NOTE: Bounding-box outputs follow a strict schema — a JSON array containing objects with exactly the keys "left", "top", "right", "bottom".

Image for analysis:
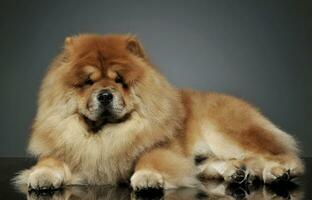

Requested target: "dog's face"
[{"left": 60, "top": 35, "right": 147, "bottom": 132}]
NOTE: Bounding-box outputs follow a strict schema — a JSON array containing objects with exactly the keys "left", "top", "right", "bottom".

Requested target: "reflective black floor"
[{"left": 1, "top": 158, "right": 311, "bottom": 199}]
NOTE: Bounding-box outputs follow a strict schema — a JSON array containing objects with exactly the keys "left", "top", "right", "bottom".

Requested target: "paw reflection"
[{"left": 20, "top": 180, "right": 303, "bottom": 200}]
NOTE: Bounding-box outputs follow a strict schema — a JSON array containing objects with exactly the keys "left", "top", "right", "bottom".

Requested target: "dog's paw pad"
[{"left": 130, "top": 170, "right": 164, "bottom": 191}]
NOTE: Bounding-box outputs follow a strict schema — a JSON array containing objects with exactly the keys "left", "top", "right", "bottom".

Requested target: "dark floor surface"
[{"left": 0, "top": 158, "right": 311, "bottom": 199}]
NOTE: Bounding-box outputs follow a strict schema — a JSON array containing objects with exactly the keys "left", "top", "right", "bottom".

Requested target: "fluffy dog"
[{"left": 15, "top": 34, "right": 304, "bottom": 190}]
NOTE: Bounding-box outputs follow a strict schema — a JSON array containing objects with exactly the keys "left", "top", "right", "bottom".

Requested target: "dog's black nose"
[{"left": 97, "top": 90, "right": 113, "bottom": 106}]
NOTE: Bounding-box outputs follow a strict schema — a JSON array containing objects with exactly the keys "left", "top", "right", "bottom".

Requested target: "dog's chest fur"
[
  {"left": 54, "top": 114, "right": 154, "bottom": 184},
  {"left": 30, "top": 110, "right": 175, "bottom": 185}
]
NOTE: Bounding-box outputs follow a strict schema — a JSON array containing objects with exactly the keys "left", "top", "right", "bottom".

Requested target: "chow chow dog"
[{"left": 15, "top": 34, "right": 304, "bottom": 191}]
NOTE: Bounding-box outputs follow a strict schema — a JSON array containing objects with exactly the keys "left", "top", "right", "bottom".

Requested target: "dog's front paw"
[
  {"left": 28, "top": 167, "right": 65, "bottom": 190},
  {"left": 130, "top": 170, "right": 164, "bottom": 190}
]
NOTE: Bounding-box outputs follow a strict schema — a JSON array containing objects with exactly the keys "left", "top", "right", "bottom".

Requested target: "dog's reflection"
[{"left": 22, "top": 180, "right": 303, "bottom": 200}]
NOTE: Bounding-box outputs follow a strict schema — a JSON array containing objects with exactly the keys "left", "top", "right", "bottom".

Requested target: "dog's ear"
[
  {"left": 62, "top": 36, "right": 76, "bottom": 61},
  {"left": 126, "top": 35, "right": 147, "bottom": 59},
  {"left": 64, "top": 35, "right": 79, "bottom": 48},
  {"left": 65, "top": 36, "right": 74, "bottom": 46},
  {"left": 64, "top": 35, "right": 84, "bottom": 49}
]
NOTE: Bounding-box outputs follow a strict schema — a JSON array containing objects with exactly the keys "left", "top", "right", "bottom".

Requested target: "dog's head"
[{"left": 43, "top": 34, "right": 150, "bottom": 132}]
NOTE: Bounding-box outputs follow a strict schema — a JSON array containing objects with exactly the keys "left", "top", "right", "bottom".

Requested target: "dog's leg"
[
  {"left": 15, "top": 157, "right": 72, "bottom": 190},
  {"left": 131, "top": 148, "right": 200, "bottom": 190},
  {"left": 198, "top": 159, "right": 250, "bottom": 184},
  {"left": 198, "top": 154, "right": 304, "bottom": 184},
  {"left": 228, "top": 153, "right": 304, "bottom": 184}
]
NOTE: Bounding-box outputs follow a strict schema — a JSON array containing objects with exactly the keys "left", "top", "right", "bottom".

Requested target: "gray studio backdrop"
[{"left": 0, "top": 0, "right": 311, "bottom": 157}]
